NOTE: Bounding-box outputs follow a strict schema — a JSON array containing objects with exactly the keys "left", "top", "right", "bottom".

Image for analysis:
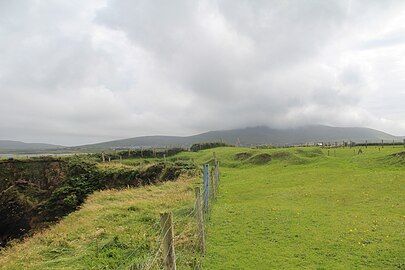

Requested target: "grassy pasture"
[
  {"left": 0, "top": 145, "right": 404, "bottom": 269},
  {"left": 191, "top": 146, "right": 404, "bottom": 269}
]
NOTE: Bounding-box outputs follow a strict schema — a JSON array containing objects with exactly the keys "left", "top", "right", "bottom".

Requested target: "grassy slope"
[
  {"left": 180, "top": 146, "right": 404, "bottom": 269},
  {"left": 0, "top": 177, "right": 199, "bottom": 270}
]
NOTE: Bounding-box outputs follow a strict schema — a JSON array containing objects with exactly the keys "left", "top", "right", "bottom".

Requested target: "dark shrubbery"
[
  {"left": 190, "top": 142, "right": 229, "bottom": 152},
  {"left": 90, "top": 147, "right": 185, "bottom": 162},
  {"left": 38, "top": 157, "right": 101, "bottom": 220},
  {"left": 0, "top": 186, "right": 34, "bottom": 246}
]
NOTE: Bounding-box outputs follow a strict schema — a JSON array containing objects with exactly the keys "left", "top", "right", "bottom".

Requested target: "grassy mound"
[
  {"left": 248, "top": 153, "right": 272, "bottom": 165},
  {"left": 295, "top": 148, "right": 324, "bottom": 158},
  {"left": 382, "top": 151, "right": 405, "bottom": 166},
  {"left": 234, "top": 152, "right": 253, "bottom": 161},
  {"left": 271, "top": 151, "right": 292, "bottom": 159}
]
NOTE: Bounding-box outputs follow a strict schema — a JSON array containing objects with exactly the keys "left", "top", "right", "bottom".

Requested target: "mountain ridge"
[
  {"left": 73, "top": 125, "right": 404, "bottom": 149},
  {"left": 0, "top": 140, "right": 64, "bottom": 151},
  {"left": 1, "top": 125, "right": 403, "bottom": 153}
]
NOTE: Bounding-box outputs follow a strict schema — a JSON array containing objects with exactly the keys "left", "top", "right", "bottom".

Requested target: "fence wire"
[{"left": 119, "top": 157, "right": 220, "bottom": 270}]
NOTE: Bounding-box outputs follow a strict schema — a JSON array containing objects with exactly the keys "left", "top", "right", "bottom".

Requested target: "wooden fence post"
[
  {"left": 195, "top": 187, "right": 205, "bottom": 254},
  {"left": 160, "top": 212, "right": 176, "bottom": 270},
  {"left": 203, "top": 164, "right": 210, "bottom": 213},
  {"left": 215, "top": 160, "right": 219, "bottom": 191},
  {"left": 210, "top": 167, "right": 216, "bottom": 199}
]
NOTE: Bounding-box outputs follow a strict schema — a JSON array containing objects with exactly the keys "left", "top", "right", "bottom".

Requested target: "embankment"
[{"left": 0, "top": 156, "right": 196, "bottom": 246}]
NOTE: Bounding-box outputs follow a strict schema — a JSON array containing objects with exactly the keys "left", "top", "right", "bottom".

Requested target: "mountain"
[
  {"left": 2, "top": 126, "right": 402, "bottom": 153},
  {"left": 0, "top": 140, "right": 64, "bottom": 152},
  {"left": 74, "top": 125, "right": 403, "bottom": 149}
]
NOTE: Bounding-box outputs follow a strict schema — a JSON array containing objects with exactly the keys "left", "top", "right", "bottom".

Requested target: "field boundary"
[{"left": 120, "top": 153, "right": 220, "bottom": 270}]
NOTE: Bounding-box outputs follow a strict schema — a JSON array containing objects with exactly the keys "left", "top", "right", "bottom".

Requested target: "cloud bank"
[{"left": 1, "top": 0, "right": 404, "bottom": 145}]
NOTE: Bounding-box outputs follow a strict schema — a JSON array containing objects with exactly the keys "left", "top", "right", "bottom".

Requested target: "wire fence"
[{"left": 118, "top": 152, "right": 220, "bottom": 270}]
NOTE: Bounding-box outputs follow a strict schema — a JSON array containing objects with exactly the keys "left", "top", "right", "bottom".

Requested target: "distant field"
[{"left": 0, "top": 146, "right": 404, "bottom": 269}]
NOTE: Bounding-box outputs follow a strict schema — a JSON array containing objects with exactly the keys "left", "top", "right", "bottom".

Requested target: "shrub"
[{"left": 190, "top": 142, "right": 229, "bottom": 152}]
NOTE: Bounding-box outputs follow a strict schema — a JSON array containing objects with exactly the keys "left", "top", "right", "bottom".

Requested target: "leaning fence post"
[
  {"left": 160, "top": 212, "right": 176, "bottom": 270},
  {"left": 195, "top": 187, "right": 206, "bottom": 254},
  {"left": 203, "top": 164, "right": 210, "bottom": 213}
]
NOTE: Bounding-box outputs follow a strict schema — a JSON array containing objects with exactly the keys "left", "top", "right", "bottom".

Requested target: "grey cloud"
[{"left": 0, "top": 0, "right": 405, "bottom": 145}]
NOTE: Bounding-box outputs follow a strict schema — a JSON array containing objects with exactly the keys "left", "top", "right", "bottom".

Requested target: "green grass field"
[
  {"left": 0, "top": 146, "right": 404, "bottom": 269},
  {"left": 189, "top": 146, "right": 404, "bottom": 269}
]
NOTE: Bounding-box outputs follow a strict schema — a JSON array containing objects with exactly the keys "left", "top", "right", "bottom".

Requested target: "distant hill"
[
  {"left": 2, "top": 125, "right": 402, "bottom": 153},
  {"left": 73, "top": 125, "right": 403, "bottom": 150},
  {"left": 0, "top": 140, "right": 64, "bottom": 153}
]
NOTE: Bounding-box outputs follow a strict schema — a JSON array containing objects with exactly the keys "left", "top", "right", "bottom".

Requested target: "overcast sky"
[{"left": 1, "top": 0, "right": 404, "bottom": 146}]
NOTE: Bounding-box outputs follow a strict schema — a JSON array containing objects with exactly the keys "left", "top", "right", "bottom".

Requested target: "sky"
[{"left": 0, "top": 0, "right": 404, "bottom": 146}]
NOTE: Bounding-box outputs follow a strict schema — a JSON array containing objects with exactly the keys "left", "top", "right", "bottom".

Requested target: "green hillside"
[{"left": 0, "top": 145, "right": 404, "bottom": 269}]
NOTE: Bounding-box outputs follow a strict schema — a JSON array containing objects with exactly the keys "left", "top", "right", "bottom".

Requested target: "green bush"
[{"left": 190, "top": 142, "right": 229, "bottom": 152}]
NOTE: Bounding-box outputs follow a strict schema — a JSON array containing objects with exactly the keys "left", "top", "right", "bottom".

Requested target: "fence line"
[
  {"left": 118, "top": 152, "right": 220, "bottom": 270},
  {"left": 156, "top": 153, "right": 220, "bottom": 270}
]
